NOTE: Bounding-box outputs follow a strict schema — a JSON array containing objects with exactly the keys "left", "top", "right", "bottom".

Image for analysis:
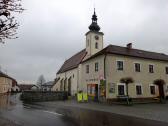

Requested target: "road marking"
[
  {"left": 24, "top": 106, "right": 31, "bottom": 109},
  {"left": 42, "top": 110, "right": 63, "bottom": 116}
]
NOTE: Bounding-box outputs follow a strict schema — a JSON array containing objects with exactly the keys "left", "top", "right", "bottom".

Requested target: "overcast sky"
[{"left": 0, "top": 0, "right": 168, "bottom": 84}]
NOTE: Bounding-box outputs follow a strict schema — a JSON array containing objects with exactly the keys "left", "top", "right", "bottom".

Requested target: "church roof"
[
  {"left": 83, "top": 44, "right": 168, "bottom": 62},
  {"left": 57, "top": 44, "right": 168, "bottom": 74},
  {"left": 57, "top": 49, "right": 87, "bottom": 74}
]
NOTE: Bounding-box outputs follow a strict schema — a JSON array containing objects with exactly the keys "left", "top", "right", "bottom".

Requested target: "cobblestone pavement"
[{"left": 35, "top": 100, "right": 168, "bottom": 123}]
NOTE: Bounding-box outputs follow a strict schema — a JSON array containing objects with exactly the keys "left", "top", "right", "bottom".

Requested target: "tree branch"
[{"left": 0, "top": 0, "right": 23, "bottom": 43}]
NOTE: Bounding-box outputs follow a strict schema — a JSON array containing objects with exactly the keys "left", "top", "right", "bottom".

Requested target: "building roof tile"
[
  {"left": 84, "top": 44, "right": 168, "bottom": 62},
  {"left": 57, "top": 49, "right": 87, "bottom": 74}
]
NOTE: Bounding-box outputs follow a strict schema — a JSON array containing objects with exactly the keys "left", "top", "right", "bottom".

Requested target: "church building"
[{"left": 52, "top": 10, "right": 168, "bottom": 101}]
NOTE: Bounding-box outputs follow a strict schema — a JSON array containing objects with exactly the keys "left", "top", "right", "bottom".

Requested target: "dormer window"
[{"left": 95, "top": 42, "right": 98, "bottom": 49}]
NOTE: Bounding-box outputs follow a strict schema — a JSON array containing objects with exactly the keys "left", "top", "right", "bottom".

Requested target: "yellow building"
[
  {"left": 52, "top": 10, "right": 168, "bottom": 101},
  {"left": 0, "top": 71, "right": 14, "bottom": 94}
]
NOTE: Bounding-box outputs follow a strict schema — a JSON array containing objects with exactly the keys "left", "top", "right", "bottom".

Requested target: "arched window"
[
  {"left": 87, "top": 39, "right": 89, "bottom": 47},
  {"left": 95, "top": 42, "right": 98, "bottom": 49}
]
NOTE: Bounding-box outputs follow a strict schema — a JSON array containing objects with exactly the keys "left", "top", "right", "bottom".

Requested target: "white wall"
[{"left": 52, "top": 68, "right": 79, "bottom": 95}]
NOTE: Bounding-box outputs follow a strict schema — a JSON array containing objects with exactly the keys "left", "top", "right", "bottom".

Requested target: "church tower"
[{"left": 85, "top": 9, "right": 104, "bottom": 58}]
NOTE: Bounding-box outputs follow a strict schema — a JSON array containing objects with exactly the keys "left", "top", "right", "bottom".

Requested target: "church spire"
[{"left": 89, "top": 8, "right": 100, "bottom": 32}]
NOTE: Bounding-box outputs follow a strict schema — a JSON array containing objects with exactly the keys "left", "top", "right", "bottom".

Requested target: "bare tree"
[
  {"left": 36, "top": 75, "right": 46, "bottom": 90},
  {"left": 0, "top": 0, "right": 24, "bottom": 43}
]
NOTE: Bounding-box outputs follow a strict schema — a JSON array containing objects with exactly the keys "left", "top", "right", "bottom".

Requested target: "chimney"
[{"left": 127, "top": 43, "right": 132, "bottom": 49}]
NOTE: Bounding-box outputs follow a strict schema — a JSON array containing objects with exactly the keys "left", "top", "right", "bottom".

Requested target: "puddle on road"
[
  {"left": 0, "top": 94, "right": 17, "bottom": 110},
  {"left": 56, "top": 105, "right": 168, "bottom": 126},
  {"left": 1, "top": 94, "right": 168, "bottom": 126},
  {"left": 0, "top": 94, "right": 78, "bottom": 126}
]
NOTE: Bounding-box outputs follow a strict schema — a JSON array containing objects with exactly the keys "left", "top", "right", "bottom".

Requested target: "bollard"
[
  {"left": 77, "top": 93, "right": 83, "bottom": 102},
  {"left": 83, "top": 92, "right": 88, "bottom": 102}
]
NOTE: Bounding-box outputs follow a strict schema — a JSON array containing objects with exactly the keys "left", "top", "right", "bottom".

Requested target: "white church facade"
[{"left": 52, "top": 10, "right": 168, "bottom": 101}]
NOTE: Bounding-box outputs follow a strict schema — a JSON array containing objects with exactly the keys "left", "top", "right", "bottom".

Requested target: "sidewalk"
[{"left": 35, "top": 100, "right": 168, "bottom": 123}]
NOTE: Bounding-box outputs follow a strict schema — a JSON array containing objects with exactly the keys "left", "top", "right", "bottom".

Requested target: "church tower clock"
[{"left": 85, "top": 9, "right": 104, "bottom": 58}]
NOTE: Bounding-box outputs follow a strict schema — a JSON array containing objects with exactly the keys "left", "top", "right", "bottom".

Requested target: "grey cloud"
[{"left": 0, "top": 0, "right": 168, "bottom": 83}]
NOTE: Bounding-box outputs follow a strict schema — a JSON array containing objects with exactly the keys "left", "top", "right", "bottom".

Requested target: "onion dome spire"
[{"left": 89, "top": 8, "right": 100, "bottom": 32}]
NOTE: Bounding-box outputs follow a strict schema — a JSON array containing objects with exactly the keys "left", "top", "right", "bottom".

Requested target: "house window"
[
  {"left": 86, "top": 65, "right": 89, "bottom": 73},
  {"left": 149, "top": 65, "right": 154, "bottom": 73},
  {"left": 136, "top": 85, "right": 142, "bottom": 95},
  {"left": 150, "top": 85, "right": 155, "bottom": 95},
  {"left": 117, "top": 61, "right": 123, "bottom": 70},
  {"left": 95, "top": 62, "right": 98, "bottom": 72},
  {"left": 135, "top": 63, "right": 141, "bottom": 72},
  {"left": 95, "top": 42, "right": 98, "bottom": 49},
  {"left": 118, "top": 85, "right": 125, "bottom": 95},
  {"left": 166, "top": 67, "right": 168, "bottom": 74}
]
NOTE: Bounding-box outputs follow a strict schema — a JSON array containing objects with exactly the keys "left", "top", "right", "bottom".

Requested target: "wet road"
[
  {"left": 0, "top": 94, "right": 77, "bottom": 126},
  {"left": 1, "top": 94, "right": 168, "bottom": 126}
]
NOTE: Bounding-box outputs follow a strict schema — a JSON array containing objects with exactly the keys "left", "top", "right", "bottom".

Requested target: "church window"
[
  {"left": 95, "top": 62, "right": 99, "bottom": 72},
  {"left": 86, "top": 65, "right": 89, "bottom": 73},
  {"left": 95, "top": 42, "right": 98, "bottom": 49}
]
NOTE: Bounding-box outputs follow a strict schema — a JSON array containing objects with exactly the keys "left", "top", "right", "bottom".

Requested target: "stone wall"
[{"left": 20, "top": 91, "right": 68, "bottom": 102}]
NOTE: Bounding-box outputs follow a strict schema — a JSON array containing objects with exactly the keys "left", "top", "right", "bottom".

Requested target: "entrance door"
[
  {"left": 94, "top": 84, "right": 98, "bottom": 101},
  {"left": 159, "top": 85, "right": 165, "bottom": 99}
]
